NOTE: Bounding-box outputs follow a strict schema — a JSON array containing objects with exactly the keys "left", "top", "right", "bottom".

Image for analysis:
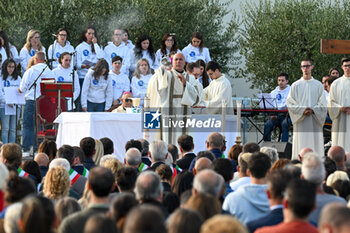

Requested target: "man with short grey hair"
[
  {"left": 147, "top": 140, "right": 168, "bottom": 171},
  {"left": 192, "top": 169, "right": 224, "bottom": 198},
  {"left": 301, "top": 152, "right": 346, "bottom": 226},
  {"left": 206, "top": 132, "right": 225, "bottom": 158},
  {"left": 135, "top": 171, "right": 163, "bottom": 203},
  {"left": 125, "top": 148, "right": 142, "bottom": 168}
]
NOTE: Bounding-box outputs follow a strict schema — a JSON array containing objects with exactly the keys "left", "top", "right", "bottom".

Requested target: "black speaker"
[{"left": 261, "top": 142, "right": 292, "bottom": 160}]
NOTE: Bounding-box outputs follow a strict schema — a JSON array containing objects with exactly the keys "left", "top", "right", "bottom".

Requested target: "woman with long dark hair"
[
  {"left": 195, "top": 59, "right": 211, "bottom": 88},
  {"left": 47, "top": 28, "right": 75, "bottom": 69},
  {"left": 0, "top": 31, "right": 19, "bottom": 66},
  {"left": 81, "top": 59, "right": 113, "bottom": 112},
  {"left": 0, "top": 59, "right": 21, "bottom": 143},
  {"left": 182, "top": 32, "right": 211, "bottom": 63},
  {"left": 130, "top": 34, "right": 156, "bottom": 73},
  {"left": 154, "top": 33, "right": 180, "bottom": 69}
]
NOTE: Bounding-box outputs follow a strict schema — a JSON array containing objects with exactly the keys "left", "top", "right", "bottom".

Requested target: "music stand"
[{"left": 258, "top": 93, "right": 277, "bottom": 110}]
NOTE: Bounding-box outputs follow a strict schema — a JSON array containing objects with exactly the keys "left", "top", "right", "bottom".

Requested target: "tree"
[
  {"left": 240, "top": 0, "right": 350, "bottom": 91},
  {"left": 0, "top": 0, "right": 240, "bottom": 76}
]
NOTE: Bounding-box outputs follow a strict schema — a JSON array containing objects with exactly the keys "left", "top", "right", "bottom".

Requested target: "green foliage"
[
  {"left": 240, "top": 0, "right": 350, "bottom": 91},
  {"left": 0, "top": 0, "right": 241, "bottom": 76}
]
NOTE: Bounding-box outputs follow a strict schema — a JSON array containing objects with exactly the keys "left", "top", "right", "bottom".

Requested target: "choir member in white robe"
[
  {"left": 328, "top": 57, "right": 350, "bottom": 153},
  {"left": 286, "top": 60, "right": 327, "bottom": 160},
  {"left": 204, "top": 61, "right": 233, "bottom": 114},
  {"left": 147, "top": 53, "right": 200, "bottom": 145}
]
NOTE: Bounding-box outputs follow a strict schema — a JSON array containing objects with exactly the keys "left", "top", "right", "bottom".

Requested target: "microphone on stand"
[{"left": 69, "top": 51, "right": 77, "bottom": 56}]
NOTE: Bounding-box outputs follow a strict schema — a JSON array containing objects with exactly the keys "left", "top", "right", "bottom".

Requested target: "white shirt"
[
  {"left": 131, "top": 73, "right": 152, "bottom": 99},
  {"left": 52, "top": 65, "right": 80, "bottom": 110},
  {"left": 270, "top": 85, "right": 290, "bottom": 109},
  {"left": 130, "top": 50, "right": 156, "bottom": 72},
  {"left": 124, "top": 40, "right": 135, "bottom": 50},
  {"left": 0, "top": 75, "right": 22, "bottom": 108},
  {"left": 182, "top": 44, "right": 211, "bottom": 63},
  {"left": 19, "top": 63, "right": 54, "bottom": 100},
  {"left": 47, "top": 40, "right": 75, "bottom": 69},
  {"left": 19, "top": 46, "right": 46, "bottom": 74},
  {"left": 108, "top": 70, "right": 130, "bottom": 101},
  {"left": 81, "top": 69, "right": 113, "bottom": 110},
  {"left": 0, "top": 44, "right": 19, "bottom": 66},
  {"left": 104, "top": 42, "right": 131, "bottom": 75},
  {"left": 75, "top": 42, "right": 104, "bottom": 79}
]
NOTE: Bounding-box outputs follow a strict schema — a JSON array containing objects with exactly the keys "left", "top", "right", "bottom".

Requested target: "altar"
[{"left": 54, "top": 112, "right": 238, "bottom": 161}]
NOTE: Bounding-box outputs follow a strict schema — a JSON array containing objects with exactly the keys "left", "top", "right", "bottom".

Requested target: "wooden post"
[{"left": 321, "top": 39, "right": 350, "bottom": 54}]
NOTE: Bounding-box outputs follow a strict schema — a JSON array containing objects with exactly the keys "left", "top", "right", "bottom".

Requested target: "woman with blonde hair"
[
  {"left": 43, "top": 166, "right": 70, "bottom": 202},
  {"left": 131, "top": 58, "right": 152, "bottom": 106},
  {"left": 93, "top": 139, "right": 104, "bottom": 165},
  {"left": 19, "top": 29, "right": 45, "bottom": 74}
]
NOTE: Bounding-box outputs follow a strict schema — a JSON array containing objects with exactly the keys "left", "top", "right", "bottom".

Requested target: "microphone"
[
  {"left": 51, "top": 33, "right": 57, "bottom": 37},
  {"left": 69, "top": 51, "right": 77, "bottom": 56}
]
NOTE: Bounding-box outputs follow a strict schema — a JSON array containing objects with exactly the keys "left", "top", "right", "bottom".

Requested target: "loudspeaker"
[{"left": 261, "top": 142, "right": 292, "bottom": 160}]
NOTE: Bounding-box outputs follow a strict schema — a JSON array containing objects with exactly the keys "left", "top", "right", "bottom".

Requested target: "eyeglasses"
[
  {"left": 124, "top": 98, "right": 132, "bottom": 103},
  {"left": 58, "top": 34, "right": 67, "bottom": 37},
  {"left": 192, "top": 40, "right": 201, "bottom": 43},
  {"left": 33, "top": 36, "right": 40, "bottom": 39},
  {"left": 114, "top": 34, "right": 122, "bottom": 36},
  {"left": 343, "top": 65, "right": 350, "bottom": 68},
  {"left": 166, "top": 39, "right": 174, "bottom": 42},
  {"left": 301, "top": 65, "right": 312, "bottom": 68}
]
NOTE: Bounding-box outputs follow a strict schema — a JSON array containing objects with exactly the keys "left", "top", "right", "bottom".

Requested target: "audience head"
[
  {"left": 193, "top": 157, "right": 212, "bottom": 175},
  {"left": 243, "top": 142, "right": 260, "bottom": 153},
  {"left": 73, "top": 146, "right": 85, "bottom": 165},
  {"left": 93, "top": 139, "right": 104, "bottom": 165},
  {"left": 110, "top": 193, "right": 138, "bottom": 231},
  {"left": 149, "top": 140, "right": 168, "bottom": 162},
  {"left": 301, "top": 152, "right": 325, "bottom": 186},
  {"left": 49, "top": 158, "right": 70, "bottom": 171},
  {"left": 168, "top": 144, "right": 179, "bottom": 162},
  {"left": 123, "top": 204, "right": 166, "bottom": 233},
  {"left": 125, "top": 148, "right": 142, "bottom": 167},
  {"left": 80, "top": 137, "right": 96, "bottom": 159},
  {"left": 38, "top": 139, "right": 57, "bottom": 161},
  {"left": 271, "top": 158, "right": 291, "bottom": 171},
  {"left": 22, "top": 160, "right": 42, "bottom": 185},
  {"left": 138, "top": 138, "right": 150, "bottom": 157},
  {"left": 55, "top": 197, "right": 81, "bottom": 225},
  {"left": 100, "top": 155, "right": 124, "bottom": 182},
  {"left": 0, "top": 143, "right": 22, "bottom": 168},
  {"left": 319, "top": 203, "right": 350, "bottom": 233},
  {"left": 332, "top": 179, "right": 350, "bottom": 200},
  {"left": 328, "top": 146, "right": 346, "bottom": 166},
  {"left": 284, "top": 179, "right": 316, "bottom": 219},
  {"left": 167, "top": 208, "right": 203, "bottom": 233},
  {"left": 0, "top": 162, "right": 9, "bottom": 192},
  {"left": 186, "top": 192, "right": 221, "bottom": 221},
  {"left": 43, "top": 166, "right": 70, "bottom": 200},
  {"left": 135, "top": 171, "right": 163, "bottom": 202},
  {"left": 116, "top": 167, "right": 139, "bottom": 192},
  {"left": 212, "top": 158, "right": 234, "bottom": 183},
  {"left": 324, "top": 156, "right": 337, "bottom": 179},
  {"left": 267, "top": 169, "right": 292, "bottom": 202},
  {"left": 178, "top": 135, "right": 194, "bottom": 153},
  {"left": 34, "top": 153, "right": 49, "bottom": 167},
  {"left": 5, "top": 172, "right": 36, "bottom": 205},
  {"left": 100, "top": 137, "right": 114, "bottom": 155},
  {"left": 200, "top": 215, "right": 248, "bottom": 233},
  {"left": 57, "top": 144, "right": 75, "bottom": 166},
  {"left": 228, "top": 144, "right": 243, "bottom": 164},
  {"left": 196, "top": 150, "right": 216, "bottom": 162},
  {"left": 260, "top": 146, "right": 279, "bottom": 164},
  {"left": 206, "top": 132, "right": 224, "bottom": 150},
  {"left": 237, "top": 152, "right": 252, "bottom": 176},
  {"left": 156, "top": 164, "right": 173, "bottom": 183},
  {"left": 4, "top": 202, "right": 22, "bottom": 233},
  {"left": 125, "top": 139, "right": 142, "bottom": 153},
  {"left": 326, "top": 171, "right": 349, "bottom": 187},
  {"left": 193, "top": 169, "right": 224, "bottom": 197},
  {"left": 19, "top": 196, "right": 55, "bottom": 233},
  {"left": 172, "top": 170, "right": 194, "bottom": 197},
  {"left": 247, "top": 152, "right": 271, "bottom": 179},
  {"left": 88, "top": 166, "right": 115, "bottom": 197},
  {"left": 84, "top": 214, "right": 118, "bottom": 233},
  {"left": 299, "top": 147, "right": 313, "bottom": 161}
]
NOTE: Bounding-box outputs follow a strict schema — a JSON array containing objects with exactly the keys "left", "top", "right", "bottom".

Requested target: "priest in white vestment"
[
  {"left": 203, "top": 61, "right": 233, "bottom": 114},
  {"left": 147, "top": 53, "right": 200, "bottom": 144},
  {"left": 286, "top": 60, "right": 327, "bottom": 160},
  {"left": 328, "top": 57, "right": 350, "bottom": 153}
]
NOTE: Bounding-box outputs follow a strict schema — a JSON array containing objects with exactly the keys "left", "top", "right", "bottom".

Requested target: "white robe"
[
  {"left": 204, "top": 74, "right": 233, "bottom": 114},
  {"left": 147, "top": 67, "right": 200, "bottom": 144},
  {"left": 328, "top": 76, "right": 350, "bottom": 152},
  {"left": 286, "top": 77, "right": 327, "bottom": 160}
]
